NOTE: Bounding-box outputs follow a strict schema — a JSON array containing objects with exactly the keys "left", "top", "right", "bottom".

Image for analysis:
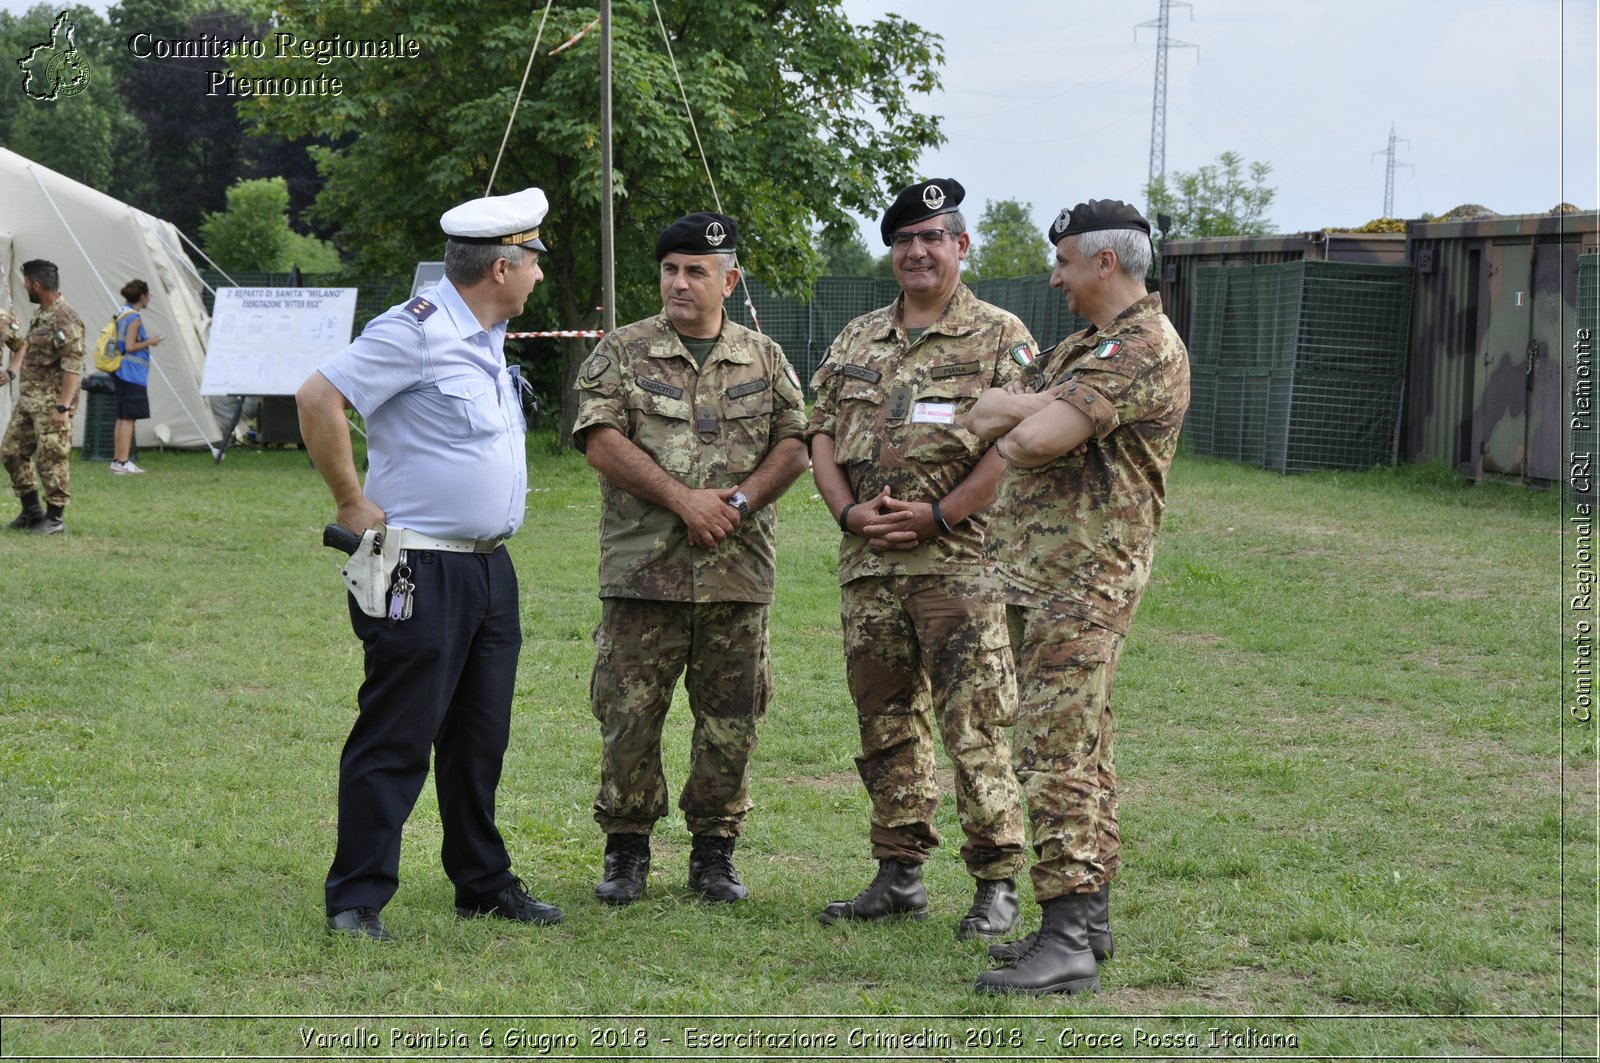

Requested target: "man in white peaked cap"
[{"left": 297, "top": 187, "right": 559, "bottom": 941}]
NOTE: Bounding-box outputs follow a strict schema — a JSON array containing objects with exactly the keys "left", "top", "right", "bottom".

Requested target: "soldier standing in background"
[
  {"left": 807, "top": 179, "right": 1035, "bottom": 941},
  {"left": 3, "top": 259, "right": 84, "bottom": 535},
  {"left": 968, "top": 199, "right": 1190, "bottom": 996},
  {"left": 571, "top": 212, "right": 809, "bottom": 907}
]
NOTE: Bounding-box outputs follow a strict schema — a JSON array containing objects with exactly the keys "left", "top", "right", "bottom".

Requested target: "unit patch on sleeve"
[
  {"left": 1009, "top": 343, "right": 1035, "bottom": 367},
  {"left": 1094, "top": 339, "right": 1122, "bottom": 360}
]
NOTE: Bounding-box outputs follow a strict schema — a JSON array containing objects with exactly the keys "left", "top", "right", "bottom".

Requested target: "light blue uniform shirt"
[{"left": 318, "top": 278, "right": 527, "bottom": 540}]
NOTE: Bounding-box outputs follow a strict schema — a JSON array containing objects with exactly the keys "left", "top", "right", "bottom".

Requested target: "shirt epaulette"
[{"left": 404, "top": 297, "right": 438, "bottom": 323}]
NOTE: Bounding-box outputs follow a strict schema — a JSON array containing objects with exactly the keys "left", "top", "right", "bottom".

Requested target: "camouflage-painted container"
[
  {"left": 1159, "top": 231, "right": 1407, "bottom": 351},
  {"left": 1404, "top": 211, "right": 1600, "bottom": 480}
]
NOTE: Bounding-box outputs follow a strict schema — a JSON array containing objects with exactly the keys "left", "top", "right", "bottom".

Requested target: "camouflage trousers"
[
  {"left": 1007, "top": 604, "right": 1125, "bottom": 901},
  {"left": 841, "top": 573, "right": 1024, "bottom": 879},
  {"left": 590, "top": 597, "right": 770, "bottom": 838},
  {"left": 1, "top": 401, "right": 71, "bottom": 507}
]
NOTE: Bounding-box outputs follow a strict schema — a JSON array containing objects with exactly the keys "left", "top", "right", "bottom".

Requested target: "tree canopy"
[
  {"left": 233, "top": 1, "right": 944, "bottom": 337},
  {"left": 964, "top": 198, "right": 1049, "bottom": 280},
  {"left": 1144, "top": 150, "right": 1276, "bottom": 240},
  {"left": 199, "top": 176, "right": 340, "bottom": 273}
]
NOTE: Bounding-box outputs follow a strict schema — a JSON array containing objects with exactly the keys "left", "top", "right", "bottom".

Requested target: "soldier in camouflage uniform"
[
  {"left": 968, "top": 199, "right": 1190, "bottom": 996},
  {"left": 808, "top": 179, "right": 1035, "bottom": 942},
  {"left": 571, "top": 212, "right": 809, "bottom": 906},
  {"left": 3, "top": 260, "right": 84, "bottom": 535}
]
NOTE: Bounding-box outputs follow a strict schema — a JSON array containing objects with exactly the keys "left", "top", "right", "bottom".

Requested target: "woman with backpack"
[{"left": 111, "top": 279, "right": 162, "bottom": 475}]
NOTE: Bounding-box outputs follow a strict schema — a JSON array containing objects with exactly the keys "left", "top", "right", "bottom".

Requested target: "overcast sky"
[
  {"left": 839, "top": 0, "right": 1597, "bottom": 248},
  {"left": 6, "top": 0, "right": 1595, "bottom": 248}
]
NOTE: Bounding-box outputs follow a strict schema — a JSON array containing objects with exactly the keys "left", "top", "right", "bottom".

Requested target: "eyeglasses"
[{"left": 890, "top": 228, "right": 952, "bottom": 248}]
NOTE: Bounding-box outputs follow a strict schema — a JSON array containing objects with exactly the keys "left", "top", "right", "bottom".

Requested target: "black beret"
[
  {"left": 1046, "top": 199, "right": 1152, "bottom": 246},
  {"left": 880, "top": 178, "right": 964, "bottom": 246},
  {"left": 21, "top": 259, "right": 57, "bottom": 277},
  {"left": 655, "top": 212, "right": 739, "bottom": 260}
]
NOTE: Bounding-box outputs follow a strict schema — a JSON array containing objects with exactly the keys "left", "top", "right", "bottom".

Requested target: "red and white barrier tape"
[
  {"left": 507, "top": 329, "right": 606, "bottom": 338},
  {"left": 549, "top": 17, "right": 598, "bottom": 56}
]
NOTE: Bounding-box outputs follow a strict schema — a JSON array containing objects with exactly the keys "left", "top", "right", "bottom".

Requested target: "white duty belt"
[{"left": 393, "top": 528, "right": 507, "bottom": 554}]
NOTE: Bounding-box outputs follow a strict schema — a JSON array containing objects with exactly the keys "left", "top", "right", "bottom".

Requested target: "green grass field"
[{"left": 0, "top": 438, "right": 1589, "bottom": 1060}]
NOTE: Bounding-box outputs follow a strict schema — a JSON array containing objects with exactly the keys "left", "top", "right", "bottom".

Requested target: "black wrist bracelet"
[
  {"left": 837, "top": 502, "right": 856, "bottom": 533},
  {"left": 931, "top": 500, "right": 954, "bottom": 535}
]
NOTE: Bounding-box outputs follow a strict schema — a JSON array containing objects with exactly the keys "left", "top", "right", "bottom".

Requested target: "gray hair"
[
  {"left": 943, "top": 210, "right": 968, "bottom": 236},
  {"left": 1073, "top": 228, "right": 1151, "bottom": 279},
  {"left": 444, "top": 240, "right": 528, "bottom": 286}
]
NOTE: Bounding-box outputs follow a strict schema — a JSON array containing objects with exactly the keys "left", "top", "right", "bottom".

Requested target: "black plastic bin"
[{"left": 80, "top": 378, "right": 116, "bottom": 462}]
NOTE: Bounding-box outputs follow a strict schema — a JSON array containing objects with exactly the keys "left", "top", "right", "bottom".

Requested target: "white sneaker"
[{"left": 110, "top": 460, "right": 147, "bottom": 475}]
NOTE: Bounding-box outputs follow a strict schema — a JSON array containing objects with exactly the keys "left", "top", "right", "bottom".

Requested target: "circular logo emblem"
[
  {"left": 1052, "top": 208, "right": 1072, "bottom": 235},
  {"left": 921, "top": 184, "right": 946, "bottom": 211},
  {"left": 48, "top": 50, "right": 89, "bottom": 98},
  {"left": 704, "top": 222, "right": 726, "bottom": 247}
]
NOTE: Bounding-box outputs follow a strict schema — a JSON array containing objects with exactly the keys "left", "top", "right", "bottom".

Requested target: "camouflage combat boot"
[
  {"left": 988, "top": 881, "right": 1113, "bottom": 964},
  {"left": 8, "top": 490, "right": 43, "bottom": 530},
  {"left": 818, "top": 858, "right": 928, "bottom": 924},
  {"left": 595, "top": 833, "right": 650, "bottom": 906},
  {"left": 975, "top": 892, "right": 1100, "bottom": 996},
  {"left": 687, "top": 834, "right": 749, "bottom": 903},
  {"left": 956, "top": 877, "right": 1019, "bottom": 941}
]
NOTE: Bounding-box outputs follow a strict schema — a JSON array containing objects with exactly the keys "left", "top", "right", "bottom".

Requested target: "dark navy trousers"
[{"left": 325, "top": 547, "right": 520, "bottom": 915}]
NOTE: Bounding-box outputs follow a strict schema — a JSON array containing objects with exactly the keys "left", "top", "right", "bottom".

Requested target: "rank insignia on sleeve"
[
  {"left": 404, "top": 297, "right": 437, "bottom": 322},
  {"left": 1094, "top": 339, "right": 1121, "bottom": 360},
  {"left": 1009, "top": 343, "right": 1035, "bottom": 366},
  {"left": 784, "top": 364, "right": 802, "bottom": 391}
]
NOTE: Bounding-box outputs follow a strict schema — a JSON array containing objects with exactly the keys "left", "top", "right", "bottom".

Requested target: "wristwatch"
[
  {"left": 53, "top": 404, "right": 70, "bottom": 414},
  {"left": 727, "top": 490, "right": 750, "bottom": 516}
]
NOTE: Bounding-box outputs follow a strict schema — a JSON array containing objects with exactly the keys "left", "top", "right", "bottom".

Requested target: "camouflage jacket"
[
  {"left": 571, "top": 312, "right": 807, "bottom": 604},
  {"left": 807, "top": 283, "right": 1038, "bottom": 585},
  {"left": 992, "top": 293, "right": 1190, "bottom": 633},
  {"left": 19, "top": 297, "right": 85, "bottom": 407},
  {"left": 1, "top": 309, "right": 25, "bottom": 356}
]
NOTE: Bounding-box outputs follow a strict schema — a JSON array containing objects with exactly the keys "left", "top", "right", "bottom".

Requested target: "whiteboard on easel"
[{"left": 200, "top": 287, "right": 359, "bottom": 396}]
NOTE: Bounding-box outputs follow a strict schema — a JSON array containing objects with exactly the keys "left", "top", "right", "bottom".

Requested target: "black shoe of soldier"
[
  {"left": 988, "top": 881, "right": 1113, "bottom": 964},
  {"left": 818, "top": 858, "right": 929, "bottom": 924},
  {"left": 326, "top": 906, "right": 391, "bottom": 941},
  {"left": 455, "top": 876, "right": 563, "bottom": 925},
  {"left": 975, "top": 893, "right": 1099, "bottom": 996},
  {"left": 956, "top": 877, "right": 1019, "bottom": 941},
  {"left": 26, "top": 514, "right": 64, "bottom": 535},
  {"left": 687, "top": 834, "right": 750, "bottom": 903},
  {"left": 595, "top": 833, "right": 651, "bottom": 907}
]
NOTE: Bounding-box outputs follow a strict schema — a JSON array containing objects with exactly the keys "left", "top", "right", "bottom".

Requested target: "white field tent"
[{"left": 0, "top": 147, "right": 220, "bottom": 451}]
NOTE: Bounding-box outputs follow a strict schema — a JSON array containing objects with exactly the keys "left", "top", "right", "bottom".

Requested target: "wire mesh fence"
[{"left": 1185, "top": 260, "right": 1412, "bottom": 473}]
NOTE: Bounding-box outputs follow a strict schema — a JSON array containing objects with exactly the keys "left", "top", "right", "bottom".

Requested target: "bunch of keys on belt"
[{"left": 388, "top": 555, "right": 415, "bottom": 624}]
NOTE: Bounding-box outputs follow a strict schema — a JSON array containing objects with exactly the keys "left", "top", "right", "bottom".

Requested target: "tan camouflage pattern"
[
  {"left": 1006, "top": 605, "right": 1124, "bottom": 900},
  {"left": 0, "top": 309, "right": 26, "bottom": 355},
  {"left": 841, "top": 573, "right": 1024, "bottom": 878},
  {"left": 572, "top": 313, "right": 807, "bottom": 604},
  {"left": 590, "top": 597, "right": 770, "bottom": 837},
  {"left": 807, "top": 284, "right": 1038, "bottom": 584},
  {"left": 2, "top": 298, "right": 83, "bottom": 507},
  {"left": 993, "top": 293, "right": 1189, "bottom": 634}
]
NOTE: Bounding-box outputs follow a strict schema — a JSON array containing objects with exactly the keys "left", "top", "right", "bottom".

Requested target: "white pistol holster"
[{"left": 340, "top": 522, "right": 404, "bottom": 618}]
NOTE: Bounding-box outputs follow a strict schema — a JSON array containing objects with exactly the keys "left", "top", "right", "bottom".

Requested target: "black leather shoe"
[
  {"left": 956, "top": 877, "right": 1019, "bottom": 941},
  {"left": 595, "top": 833, "right": 651, "bottom": 907},
  {"left": 818, "top": 858, "right": 929, "bottom": 924},
  {"left": 688, "top": 834, "right": 750, "bottom": 903},
  {"left": 456, "top": 876, "right": 563, "bottom": 925},
  {"left": 327, "top": 906, "right": 391, "bottom": 941},
  {"left": 987, "top": 882, "right": 1113, "bottom": 963},
  {"left": 7, "top": 510, "right": 41, "bottom": 530},
  {"left": 975, "top": 893, "right": 1099, "bottom": 996}
]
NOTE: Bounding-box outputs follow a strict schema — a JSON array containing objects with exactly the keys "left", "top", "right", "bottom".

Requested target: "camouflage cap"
[
  {"left": 880, "top": 178, "right": 964, "bottom": 246},
  {"left": 655, "top": 212, "right": 739, "bottom": 260},
  {"left": 1047, "top": 200, "right": 1151, "bottom": 245}
]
